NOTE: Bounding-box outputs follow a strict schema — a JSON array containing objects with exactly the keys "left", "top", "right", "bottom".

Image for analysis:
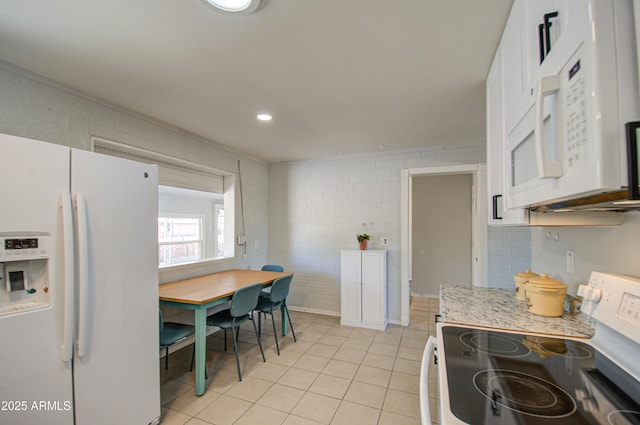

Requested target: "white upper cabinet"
[
  {"left": 503, "top": 0, "right": 573, "bottom": 135},
  {"left": 486, "top": 0, "right": 628, "bottom": 227},
  {"left": 487, "top": 48, "right": 529, "bottom": 226},
  {"left": 502, "top": 0, "right": 529, "bottom": 135}
]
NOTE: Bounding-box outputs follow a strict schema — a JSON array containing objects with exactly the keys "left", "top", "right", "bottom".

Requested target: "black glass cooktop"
[{"left": 441, "top": 326, "right": 640, "bottom": 425}]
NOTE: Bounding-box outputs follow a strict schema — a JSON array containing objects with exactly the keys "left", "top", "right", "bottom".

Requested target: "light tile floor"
[{"left": 159, "top": 296, "right": 439, "bottom": 425}]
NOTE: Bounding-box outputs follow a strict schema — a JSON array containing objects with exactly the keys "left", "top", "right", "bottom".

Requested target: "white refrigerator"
[{"left": 0, "top": 133, "right": 160, "bottom": 425}]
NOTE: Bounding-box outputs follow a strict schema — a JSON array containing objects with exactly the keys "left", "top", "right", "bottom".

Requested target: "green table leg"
[{"left": 195, "top": 308, "right": 207, "bottom": 396}]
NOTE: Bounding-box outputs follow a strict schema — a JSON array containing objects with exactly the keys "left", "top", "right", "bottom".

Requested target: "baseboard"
[
  {"left": 287, "top": 305, "right": 341, "bottom": 317},
  {"left": 411, "top": 292, "right": 439, "bottom": 299}
]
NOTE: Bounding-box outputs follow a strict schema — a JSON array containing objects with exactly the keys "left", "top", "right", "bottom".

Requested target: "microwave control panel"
[
  {"left": 0, "top": 236, "right": 49, "bottom": 261},
  {"left": 565, "top": 54, "right": 588, "bottom": 170}
]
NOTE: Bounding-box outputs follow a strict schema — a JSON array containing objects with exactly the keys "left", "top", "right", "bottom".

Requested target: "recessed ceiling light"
[
  {"left": 256, "top": 113, "right": 273, "bottom": 121},
  {"left": 203, "top": 0, "right": 260, "bottom": 14}
]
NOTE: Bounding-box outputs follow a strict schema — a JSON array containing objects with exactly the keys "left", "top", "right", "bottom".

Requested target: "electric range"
[{"left": 420, "top": 272, "right": 640, "bottom": 425}]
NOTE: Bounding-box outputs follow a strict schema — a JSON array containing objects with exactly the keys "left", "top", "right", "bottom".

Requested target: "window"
[
  {"left": 158, "top": 216, "right": 203, "bottom": 266},
  {"left": 92, "top": 138, "right": 236, "bottom": 268},
  {"left": 158, "top": 185, "right": 226, "bottom": 266}
]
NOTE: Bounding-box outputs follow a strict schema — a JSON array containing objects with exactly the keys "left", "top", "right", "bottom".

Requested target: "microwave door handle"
[
  {"left": 625, "top": 121, "right": 640, "bottom": 200},
  {"left": 535, "top": 75, "right": 563, "bottom": 178}
]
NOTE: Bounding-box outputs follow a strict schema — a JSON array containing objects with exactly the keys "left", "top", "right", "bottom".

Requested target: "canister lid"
[
  {"left": 514, "top": 269, "right": 539, "bottom": 283},
  {"left": 526, "top": 273, "right": 567, "bottom": 289}
]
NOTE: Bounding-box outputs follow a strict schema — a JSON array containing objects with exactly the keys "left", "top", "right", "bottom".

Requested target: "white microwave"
[{"left": 506, "top": 0, "right": 640, "bottom": 211}]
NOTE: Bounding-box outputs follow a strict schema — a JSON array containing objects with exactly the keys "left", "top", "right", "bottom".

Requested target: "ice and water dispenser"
[{"left": 0, "top": 234, "right": 51, "bottom": 316}]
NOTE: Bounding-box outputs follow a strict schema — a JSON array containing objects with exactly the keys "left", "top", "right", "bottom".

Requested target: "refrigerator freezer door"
[
  {"left": 70, "top": 149, "right": 160, "bottom": 425},
  {"left": 0, "top": 134, "right": 74, "bottom": 425}
]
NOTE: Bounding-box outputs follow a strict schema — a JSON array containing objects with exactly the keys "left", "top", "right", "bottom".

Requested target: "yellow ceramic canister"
[
  {"left": 524, "top": 274, "right": 568, "bottom": 317},
  {"left": 514, "top": 269, "right": 539, "bottom": 301}
]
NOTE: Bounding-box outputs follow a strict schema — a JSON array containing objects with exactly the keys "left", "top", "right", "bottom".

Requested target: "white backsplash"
[{"left": 531, "top": 212, "right": 640, "bottom": 294}]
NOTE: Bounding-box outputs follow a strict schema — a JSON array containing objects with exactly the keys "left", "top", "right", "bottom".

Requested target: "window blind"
[{"left": 92, "top": 138, "right": 224, "bottom": 194}]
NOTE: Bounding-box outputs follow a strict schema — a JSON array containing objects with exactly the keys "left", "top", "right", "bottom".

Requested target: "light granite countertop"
[{"left": 440, "top": 286, "right": 595, "bottom": 338}]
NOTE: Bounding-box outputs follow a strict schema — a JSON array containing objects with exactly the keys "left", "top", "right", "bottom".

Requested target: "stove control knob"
[{"left": 578, "top": 285, "right": 602, "bottom": 302}]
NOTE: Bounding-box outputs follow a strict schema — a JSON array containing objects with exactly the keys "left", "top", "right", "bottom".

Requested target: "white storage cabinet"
[{"left": 340, "top": 250, "right": 387, "bottom": 330}]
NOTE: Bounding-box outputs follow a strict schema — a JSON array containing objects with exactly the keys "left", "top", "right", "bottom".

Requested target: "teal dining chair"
[
  {"left": 255, "top": 274, "right": 296, "bottom": 355},
  {"left": 206, "top": 282, "right": 266, "bottom": 381},
  {"left": 259, "top": 264, "right": 284, "bottom": 298},
  {"left": 159, "top": 310, "right": 196, "bottom": 370},
  {"left": 261, "top": 264, "right": 284, "bottom": 272}
]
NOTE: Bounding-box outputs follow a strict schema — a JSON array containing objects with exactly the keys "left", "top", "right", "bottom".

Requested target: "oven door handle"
[{"left": 420, "top": 336, "right": 438, "bottom": 425}]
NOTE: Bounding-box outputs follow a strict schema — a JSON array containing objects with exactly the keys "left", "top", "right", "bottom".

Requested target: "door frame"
[{"left": 399, "top": 164, "right": 487, "bottom": 326}]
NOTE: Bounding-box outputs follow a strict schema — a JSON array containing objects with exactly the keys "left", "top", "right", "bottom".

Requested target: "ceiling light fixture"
[
  {"left": 203, "top": 0, "right": 260, "bottom": 15},
  {"left": 256, "top": 113, "right": 273, "bottom": 121}
]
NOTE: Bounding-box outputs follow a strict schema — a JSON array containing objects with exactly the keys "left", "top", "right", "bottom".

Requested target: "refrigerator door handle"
[
  {"left": 76, "top": 193, "right": 90, "bottom": 358},
  {"left": 61, "top": 193, "right": 75, "bottom": 362}
]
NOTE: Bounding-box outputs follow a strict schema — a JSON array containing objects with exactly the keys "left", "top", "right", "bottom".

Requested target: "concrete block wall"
[
  {"left": 269, "top": 146, "right": 529, "bottom": 322},
  {"left": 487, "top": 226, "right": 532, "bottom": 289}
]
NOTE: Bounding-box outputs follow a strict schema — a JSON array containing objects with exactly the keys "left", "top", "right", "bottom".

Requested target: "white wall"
[
  {"left": 531, "top": 212, "right": 640, "bottom": 295},
  {"left": 0, "top": 60, "right": 269, "bottom": 285},
  {"left": 487, "top": 226, "right": 532, "bottom": 289},
  {"left": 269, "top": 147, "right": 497, "bottom": 322}
]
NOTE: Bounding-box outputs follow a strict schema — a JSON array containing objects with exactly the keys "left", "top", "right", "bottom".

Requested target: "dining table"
[{"left": 159, "top": 269, "right": 292, "bottom": 396}]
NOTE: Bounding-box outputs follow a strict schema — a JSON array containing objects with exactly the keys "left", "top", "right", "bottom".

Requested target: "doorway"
[
  {"left": 411, "top": 174, "right": 472, "bottom": 297},
  {"left": 399, "top": 164, "right": 487, "bottom": 326}
]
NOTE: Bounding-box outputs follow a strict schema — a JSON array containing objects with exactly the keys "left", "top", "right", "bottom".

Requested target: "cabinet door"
[
  {"left": 524, "top": 0, "right": 558, "bottom": 68},
  {"left": 340, "top": 251, "right": 362, "bottom": 326},
  {"left": 503, "top": 0, "right": 531, "bottom": 134},
  {"left": 361, "top": 252, "right": 386, "bottom": 328},
  {"left": 487, "top": 47, "right": 530, "bottom": 225}
]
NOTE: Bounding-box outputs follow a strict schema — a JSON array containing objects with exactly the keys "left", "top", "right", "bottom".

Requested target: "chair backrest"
[
  {"left": 261, "top": 264, "right": 284, "bottom": 272},
  {"left": 269, "top": 275, "right": 293, "bottom": 304},
  {"left": 159, "top": 310, "right": 164, "bottom": 333},
  {"left": 230, "top": 282, "right": 263, "bottom": 317}
]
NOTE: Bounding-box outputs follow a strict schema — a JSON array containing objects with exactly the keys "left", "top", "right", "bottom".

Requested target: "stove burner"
[
  {"left": 473, "top": 369, "right": 577, "bottom": 418},
  {"left": 539, "top": 340, "right": 593, "bottom": 359},
  {"left": 460, "top": 331, "right": 531, "bottom": 357},
  {"left": 608, "top": 410, "right": 640, "bottom": 425}
]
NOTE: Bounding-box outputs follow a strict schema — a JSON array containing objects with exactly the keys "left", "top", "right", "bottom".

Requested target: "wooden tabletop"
[{"left": 159, "top": 269, "right": 292, "bottom": 305}]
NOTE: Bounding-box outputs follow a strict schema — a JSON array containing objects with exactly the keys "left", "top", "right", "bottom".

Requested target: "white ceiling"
[{"left": 0, "top": 0, "right": 513, "bottom": 163}]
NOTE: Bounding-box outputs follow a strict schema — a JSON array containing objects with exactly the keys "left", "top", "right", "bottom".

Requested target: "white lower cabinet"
[{"left": 340, "top": 250, "right": 387, "bottom": 330}]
